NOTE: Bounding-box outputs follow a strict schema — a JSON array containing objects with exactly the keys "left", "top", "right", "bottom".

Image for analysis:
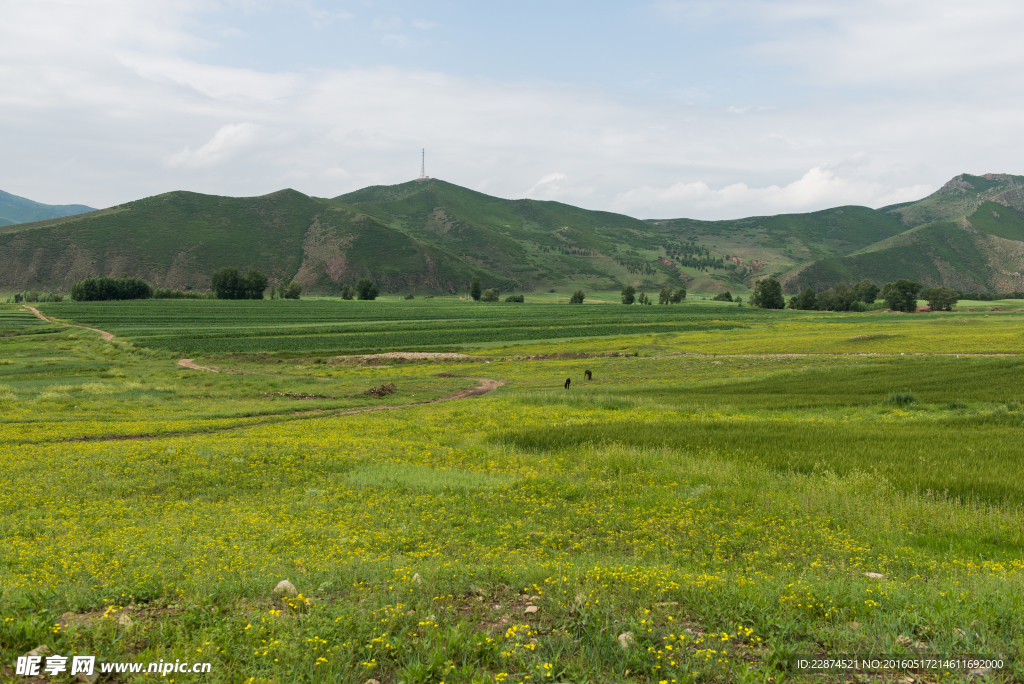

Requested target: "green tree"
[
  {"left": 482, "top": 288, "right": 498, "bottom": 302},
  {"left": 921, "top": 286, "right": 959, "bottom": 311},
  {"left": 881, "top": 279, "right": 922, "bottom": 312},
  {"left": 735, "top": 296, "right": 743, "bottom": 306},
  {"left": 245, "top": 269, "right": 268, "bottom": 300},
  {"left": 750, "top": 278, "right": 785, "bottom": 309},
  {"left": 791, "top": 287, "right": 816, "bottom": 310},
  {"left": 470, "top": 276, "right": 482, "bottom": 301},
  {"left": 637, "top": 292, "right": 652, "bottom": 305},
  {"left": 356, "top": 278, "right": 379, "bottom": 300},
  {"left": 570, "top": 289, "right": 585, "bottom": 304},
  {"left": 621, "top": 285, "right": 635, "bottom": 305},
  {"left": 211, "top": 267, "right": 242, "bottom": 299},
  {"left": 340, "top": 284, "right": 354, "bottom": 300},
  {"left": 712, "top": 290, "right": 733, "bottom": 302},
  {"left": 276, "top": 282, "right": 287, "bottom": 300},
  {"left": 855, "top": 279, "right": 880, "bottom": 304},
  {"left": 284, "top": 281, "right": 302, "bottom": 299},
  {"left": 670, "top": 288, "right": 686, "bottom": 303},
  {"left": 658, "top": 287, "right": 672, "bottom": 304}
]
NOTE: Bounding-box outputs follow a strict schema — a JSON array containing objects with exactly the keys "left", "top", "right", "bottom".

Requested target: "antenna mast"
[{"left": 421, "top": 148, "right": 425, "bottom": 179}]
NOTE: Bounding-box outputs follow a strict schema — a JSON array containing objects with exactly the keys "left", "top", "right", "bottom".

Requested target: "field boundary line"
[
  {"left": 22, "top": 305, "right": 116, "bottom": 342},
  {"left": 54, "top": 377, "right": 508, "bottom": 444}
]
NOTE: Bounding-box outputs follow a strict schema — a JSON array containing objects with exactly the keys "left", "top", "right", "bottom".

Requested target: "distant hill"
[
  {"left": 0, "top": 189, "right": 94, "bottom": 226},
  {"left": 783, "top": 174, "right": 1024, "bottom": 292},
  {"left": 3, "top": 173, "right": 1023, "bottom": 295}
]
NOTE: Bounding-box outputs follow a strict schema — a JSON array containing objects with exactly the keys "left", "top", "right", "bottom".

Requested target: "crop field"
[{"left": 2, "top": 300, "right": 1023, "bottom": 683}]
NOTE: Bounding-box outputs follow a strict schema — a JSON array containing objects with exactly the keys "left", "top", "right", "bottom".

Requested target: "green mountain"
[
  {"left": 0, "top": 189, "right": 95, "bottom": 227},
  {"left": 785, "top": 174, "right": 1024, "bottom": 292},
  {"left": 3, "top": 173, "right": 1023, "bottom": 296}
]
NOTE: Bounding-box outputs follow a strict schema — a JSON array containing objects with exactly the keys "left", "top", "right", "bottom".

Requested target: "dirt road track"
[
  {"left": 22, "top": 305, "right": 116, "bottom": 341},
  {"left": 178, "top": 358, "right": 219, "bottom": 372}
]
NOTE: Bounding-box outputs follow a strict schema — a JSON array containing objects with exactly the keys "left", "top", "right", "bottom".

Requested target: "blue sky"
[{"left": 2, "top": 0, "right": 1023, "bottom": 218}]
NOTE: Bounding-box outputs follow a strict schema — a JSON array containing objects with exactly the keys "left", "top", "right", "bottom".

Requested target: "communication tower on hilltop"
[{"left": 417, "top": 148, "right": 429, "bottom": 182}]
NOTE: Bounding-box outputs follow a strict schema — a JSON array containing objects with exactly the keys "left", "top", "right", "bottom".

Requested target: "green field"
[{"left": 1, "top": 300, "right": 1022, "bottom": 683}]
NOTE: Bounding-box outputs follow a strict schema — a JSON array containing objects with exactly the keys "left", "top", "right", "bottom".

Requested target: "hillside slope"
[
  {"left": 333, "top": 179, "right": 687, "bottom": 292},
  {"left": 784, "top": 174, "right": 1024, "bottom": 292},
  {"left": 0, "top": 189, "right": 489, "bottom": 294},
  {"left": 4, "top": 173, "right": 1024, "bottom": 295},
  {"left": 0, "top": 189, "right": 94, "bottom": 226}
]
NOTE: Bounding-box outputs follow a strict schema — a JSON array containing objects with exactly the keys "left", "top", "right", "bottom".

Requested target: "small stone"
[
  {"left": 412, "top": 573, "right": 422, "bottom": 585},
  {"left": 618, "top": 632, "right": 633, "bottom": 649},
  {"left": 969, "top": 667, "right": 992, "bottom": 677},
  {"left": 78, "top": 671, "right": 101, "bottom": 684},
  {"left": 24, "top": 645, "right": 51, "bottom": 659},
  {"left": 657, "top": 602, "right": 679, "bottom": 607},
  {"left": 528, "top": 595, "right": 541, "bottom": 600},
  {"left": 274, "top": 579, "right": 298, "bottom": 597},
  {"left": 864, "top": 572, "right": 885, "bottom": 579},
  {"left": 524, "top": 606, "right": 539, "bottom": 614},
  {"left": 849, "top": 621, "right": 860, "bottom": 630},
  {"left": 365, "top": 679, "right": 381, "bottom": 684},
  {"left": 116, "top": 613, "right": 133, "bottom": 628},
  {"left": 896, "top": 635, "right": 912, "bottom": 647},
  {"left": 492, "top": 604, "right": 502, "bottom": 610}
]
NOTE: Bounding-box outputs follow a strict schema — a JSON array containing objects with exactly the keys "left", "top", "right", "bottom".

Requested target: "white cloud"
[
  {"left": 412, "top": 19, "right": 439, "bottom": 30},
  {"left": 0, "top": 0, "right": 1020, "bottom": 217},
  {"left": 610, "top": 166, "right": 935, "bottom": 218},
  {"left": 167, "top": 123, "right": 261, "bottom": 168},
  {"left": 654, "top": 0, "right": 1024, "bottom": 87}
]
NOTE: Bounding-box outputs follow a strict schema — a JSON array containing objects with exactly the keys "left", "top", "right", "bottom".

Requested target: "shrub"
[
  {"left": 712, "top": 291, "right": 733, "bottom": 302},
  {"left": 404, "top": 293, "right": 415, "bottom": 300},
  {"left": 482, "top": 289, "right": 498, "bottom": 302},
  {"left": 154, "top": 289, "right": 214, "bottom": 300},
  {"left": 505, "top": 294, "right": 524, "bottom": 302},
  {"left": 285, "top": 281, "right": 303, "bottom": 300},
  {"left": 70, "top": 276, "right": 153, "bottom": 302},
  {"left": 569, "top": 289, "right": 585, "bottom": 304},
  {"left": 887, "top": 390, "right": 917, "bottom": 406},
  {"left": 356, "top": 279, "right": 379, "bottom": 300}
]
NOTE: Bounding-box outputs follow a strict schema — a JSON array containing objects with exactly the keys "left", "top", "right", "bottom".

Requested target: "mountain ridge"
[
  {"left": 2, "top": 173, "right": 1023, "bottom": 295},
  {"left": 0, "top": 189, "right": 95, "bottom": 227}
]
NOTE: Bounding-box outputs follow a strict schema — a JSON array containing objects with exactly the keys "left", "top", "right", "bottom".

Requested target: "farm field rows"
[{"left": 1, "top": 300, "right": 1023, "bottom": 683}]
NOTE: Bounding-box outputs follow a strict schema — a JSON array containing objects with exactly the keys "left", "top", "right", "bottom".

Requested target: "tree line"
[
  {"left": 62, "top": 269, "right": 383, "bottom": 302},
  {"left": 741, "top": 277, "right": 963, "bottom": 312}
]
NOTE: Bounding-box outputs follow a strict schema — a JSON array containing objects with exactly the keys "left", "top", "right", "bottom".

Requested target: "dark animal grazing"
[
  {"left": 564, "top": 378, "right": 571, "bottom": 389},
  {"left": 584, "top": 370, "right": 592, "bottom": 380}
]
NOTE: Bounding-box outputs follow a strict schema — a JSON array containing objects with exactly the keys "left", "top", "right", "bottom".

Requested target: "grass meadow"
[{"left": 1, "top": 300, "right": 1022, "bottom": 683}]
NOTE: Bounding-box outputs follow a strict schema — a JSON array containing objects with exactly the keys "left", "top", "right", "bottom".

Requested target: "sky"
[{"left": 2, "top": 0, "right": 1023, "bottom": 220}]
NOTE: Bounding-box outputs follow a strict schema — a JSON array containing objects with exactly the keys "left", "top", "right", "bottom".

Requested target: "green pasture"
[{"left": 1, "top": 300, "right": 1022, "bottom": 683}]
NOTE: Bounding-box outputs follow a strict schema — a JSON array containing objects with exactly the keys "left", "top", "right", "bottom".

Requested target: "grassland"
[{"left": 1, "top": 300, "right": 1023, "bottom": 683}]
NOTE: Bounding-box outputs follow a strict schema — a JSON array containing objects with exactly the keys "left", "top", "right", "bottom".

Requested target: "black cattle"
[
  {"left": 564, "top": 377, "right": 571, "bottom": 389},
  {"left": 584, "top": 370, "right": 592, "bottom": 380}
]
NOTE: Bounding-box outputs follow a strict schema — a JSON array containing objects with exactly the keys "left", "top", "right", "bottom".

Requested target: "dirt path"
[
  {"left": 64, "top": 377, "right": 508, "bottom": 443},
  {"left": 22, "top": 305, "right": 116, "bottom": 341},
  {"left": 178, "top": 358, "right": 220, "bottom": 373}
]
